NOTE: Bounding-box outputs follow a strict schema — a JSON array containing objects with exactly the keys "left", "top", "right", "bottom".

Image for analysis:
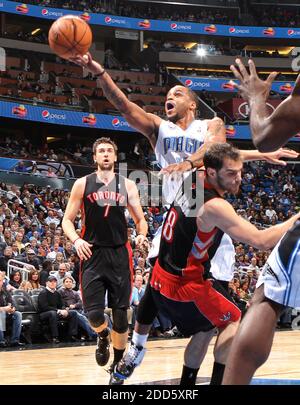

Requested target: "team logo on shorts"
[
  {"left": 262, "top": 263, "right": 280, "bottom": 284},
  {"left": 16, "top": 4, "right": 29, "bottom": 14},
  {"left": 82, "top": 114, "right": 97, "bottom": 125},
  {"left": 12, "top": 104, "right": 27, "bottom": 117},
  {"left": 138, "top": 20, "right": 151, "bottom": 29},
  {"left": 219, "top": 312, "right": 231, "bottom": 322}
]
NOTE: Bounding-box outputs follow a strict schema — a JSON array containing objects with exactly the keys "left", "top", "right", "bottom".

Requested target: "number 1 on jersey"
[{"left": 104, "top": 203, "right": 111, "bottom": 218}]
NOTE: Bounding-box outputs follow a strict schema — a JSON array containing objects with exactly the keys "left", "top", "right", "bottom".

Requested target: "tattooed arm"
[{"left": 69, "top": 53, "right": 161, "bottom": 149}]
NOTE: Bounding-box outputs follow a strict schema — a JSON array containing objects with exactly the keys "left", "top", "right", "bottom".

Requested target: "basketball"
[{"left": 48, "top": 15, "right": 92, "bottom": 60}]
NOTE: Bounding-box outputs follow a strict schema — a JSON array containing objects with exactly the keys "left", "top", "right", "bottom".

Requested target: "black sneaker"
[
  {"left": 95, "top": 333, "right": 110, "bottom": 366},
  {"left": 115, "top": 343, "right": 146, "bottom": 379}
]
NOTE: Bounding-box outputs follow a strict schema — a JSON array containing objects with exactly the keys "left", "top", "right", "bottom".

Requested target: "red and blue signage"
[{"left": 2, "top": 1, "right": 300, "bottom": 39}]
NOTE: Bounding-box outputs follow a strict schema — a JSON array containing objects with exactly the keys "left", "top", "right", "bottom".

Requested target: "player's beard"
[
  {"left": 98, "top": 162, "right": 114, "bottom": 171},
  {"left": 216, "top": 172, "right": 240, "bottom": 195}
]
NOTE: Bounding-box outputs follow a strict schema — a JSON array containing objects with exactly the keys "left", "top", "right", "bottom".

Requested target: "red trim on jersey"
[
  {"left": 80, "top": 202, "right": 86, "bottom": 239},
  {"left": 126, "top": 241, "right": 134, "bottom": 304},
  {"left": 79, "top": 259, "right": 84, "bottom": 305},
  {"left": 151, "top": 261, "right": 240, "bottom": 328}
]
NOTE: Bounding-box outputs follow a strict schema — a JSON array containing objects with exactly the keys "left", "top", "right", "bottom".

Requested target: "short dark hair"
[
  {"left": 203, "top": 143, "right": 241, "bottom": 172},
  {"left": 92, "top": 137, "right": 118, "bottom": 155}
]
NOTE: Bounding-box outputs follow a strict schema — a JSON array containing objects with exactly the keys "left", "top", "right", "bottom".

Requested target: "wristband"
[
  {"left": 73, "top": 237, "right": 80, "bottom": 244},
  {"left": 95, "top": 70, "right": 105, "bottom": 78},
  {"left": 185, "top": 159, "right": 194, "bottom": 169}
]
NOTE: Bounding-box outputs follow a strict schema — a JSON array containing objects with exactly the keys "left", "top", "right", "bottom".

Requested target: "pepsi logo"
[
  {"left": 229, "top": 27, "right": 235, "bottom": 33},
  {"left": 288, "top": 29, "right": 294, "bottom": 36},
  {"left": 171, "top": 23, "right": 177, "bottom": 30},
  {"left": 42, "top": 110, "right": 50, "bottom": 119},
  {"left": 112, "top": 118, "right": 120, "bottom": 127},
  {"left": 42, "top": 9, "right": 48, "bottom": 15},
  {"left": 105, "top": 16, "right": 112, "bottom": 24},
  {"left": 185, "top": 79, "right": 193, "bottom": 87}
]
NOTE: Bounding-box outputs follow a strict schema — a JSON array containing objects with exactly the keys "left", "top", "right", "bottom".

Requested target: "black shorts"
[
  {"left": 80, "top": 242, "right": 133, "bottom": 312},
  {"left": 150, "top": 261, "right": 241, "bottom": 336}
]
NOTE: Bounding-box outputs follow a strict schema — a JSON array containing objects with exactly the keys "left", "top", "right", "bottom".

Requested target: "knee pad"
[
  {"left": 112, "top": 308, "right": 128, "bottom": 334},
  {"left": 87, "top": 309, "right": 105, "bottom": 328}
]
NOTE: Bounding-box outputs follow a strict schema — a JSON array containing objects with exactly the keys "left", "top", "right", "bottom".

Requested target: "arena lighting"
[
  {"left": 31, "top": 28, "right": 41, "bottom": 36},
  {"left": 197, "top": 47, "right": 206, "bottom": 57}
]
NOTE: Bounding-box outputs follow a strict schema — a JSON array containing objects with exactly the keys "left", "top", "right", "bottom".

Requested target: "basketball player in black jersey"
[
  {"left": 62, "top": 137, "right": 147, "bottom": 385},
  {"left": 113, "top": 143, "right": 300, "bottom": 383},
  {"left": 220, "top": 59, "right": 300, "bottom": 384}
]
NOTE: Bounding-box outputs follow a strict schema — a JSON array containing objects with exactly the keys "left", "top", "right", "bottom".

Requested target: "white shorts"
[{"left": 256, "top": 221, "right": 300, "bottom": 308}]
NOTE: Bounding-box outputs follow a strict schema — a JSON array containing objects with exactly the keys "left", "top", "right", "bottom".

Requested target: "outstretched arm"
[
  {"left": 240, "top": 148, "right": 298, "bottom": 166},
  {"left": 201, "top": 198, "right": 300, "bottom": 250},
  {"left": 230, "top": 58, "right": 300, "bottom": 152},
  {"left": 69, "top": 53, "right": 161, "bottom": 149}
]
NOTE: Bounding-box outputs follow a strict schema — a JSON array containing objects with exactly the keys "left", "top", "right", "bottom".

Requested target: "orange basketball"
[{"left": 48, "top": 15, "right": 92, "bottom": 60}]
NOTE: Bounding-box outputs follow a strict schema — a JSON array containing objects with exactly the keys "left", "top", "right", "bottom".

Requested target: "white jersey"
[
  {"left": 256, "top": 221, "right": 300, "bottom": 308},
  {"left": 210, "top": 233, "right": 236, "bottom": 282},
  {"left": 155, "top": 119, "right": 208, "bottom": 204}
]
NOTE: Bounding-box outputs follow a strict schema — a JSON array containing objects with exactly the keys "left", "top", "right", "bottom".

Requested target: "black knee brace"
[
  {"left": 112, "top": 308, "right": 128, "bottom": 334},
  {"left": 87, "top": 309, "right": 105, "bottom": 328}
]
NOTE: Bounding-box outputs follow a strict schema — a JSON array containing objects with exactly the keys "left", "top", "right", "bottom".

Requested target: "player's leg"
[
  {"left": 180, "top": 329, "right": 215, "bottom": 385},
  {"left": 81, "top": 248, "right": 110, "bottom": 367},
  {"left": 210, "top": 320, "right": 240, "bottom": 385},
  {"left": 114, "top": 283, "right": 158, "bottom": 380},
  {"left": 222, "top": 285, "right": 283, "bottom": 385}
]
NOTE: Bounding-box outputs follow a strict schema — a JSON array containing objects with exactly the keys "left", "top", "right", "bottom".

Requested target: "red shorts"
[{"left": 150, "top": 261, "right": 241, "bottom": 335}]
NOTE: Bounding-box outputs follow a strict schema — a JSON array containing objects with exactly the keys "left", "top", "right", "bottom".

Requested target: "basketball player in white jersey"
[
  {"left": 220, "top": 58, "right": 300, "bottom": 384},
  {"left": 70, "top": 53, "right": 298, "bottom": 384}
]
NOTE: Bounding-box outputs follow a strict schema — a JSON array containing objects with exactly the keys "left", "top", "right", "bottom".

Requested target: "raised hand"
[
  {"left": 230, "top": 58, "right": 278, "bottom": 103},
  {"left": 69, "top": 52, "right": 104, "bottom": 76}
]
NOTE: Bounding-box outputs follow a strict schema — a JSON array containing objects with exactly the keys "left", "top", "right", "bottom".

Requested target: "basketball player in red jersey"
[{"left": 62, "top": 137, "right": 147, "bottom": 385}]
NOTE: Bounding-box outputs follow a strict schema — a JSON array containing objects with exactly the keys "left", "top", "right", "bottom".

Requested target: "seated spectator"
[
  {"left": 20, "top": 269, "right": 42, "bottom": 292},
  {"left": 40, "top": 259, "right": 54, "bottom": 287},
  {"left": 58, "top": 276, "right": 97, "bottom": 340},
  {"left": 9, "top": 270, "right": 23, "bottom": 289},
  {"left": 0, "top": 273, "right": 24, "bottom": 347},
  {"left": 38, "top": 275, "right": 78, "bottom": 343},
  {"left": 53, "top": 263, "right": 72, "bottom": 289}
]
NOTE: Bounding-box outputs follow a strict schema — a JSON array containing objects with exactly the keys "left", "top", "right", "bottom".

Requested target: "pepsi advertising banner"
[
  {"left": 2, "top": 1, "right": 300, "bottom": 39},
  {"left": 0, "top": 100, "right": 135, "bottom": 132},
  {"left": 178, "top": 76, "right": 295, "bottom": 95},
  {"left": 1, "top": 100, "right": 300, "bottom": 142}
]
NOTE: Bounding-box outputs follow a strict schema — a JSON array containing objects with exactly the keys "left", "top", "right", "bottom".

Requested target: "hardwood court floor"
[{"left": 0, "top": 330, "right": 300, "bottom": 385}]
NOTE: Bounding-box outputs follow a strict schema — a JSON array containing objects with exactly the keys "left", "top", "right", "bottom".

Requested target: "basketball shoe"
[{"left": 113, "top": 343, "right": 146, "bottom": 380}]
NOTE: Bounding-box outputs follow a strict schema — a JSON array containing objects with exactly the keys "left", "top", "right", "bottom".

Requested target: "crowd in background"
[
  {"left": 0, "top": 156, "right": 299, "bottom": 346},
  {"left": 10, "top": 0, "right": 300, "bottom": 28}
]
